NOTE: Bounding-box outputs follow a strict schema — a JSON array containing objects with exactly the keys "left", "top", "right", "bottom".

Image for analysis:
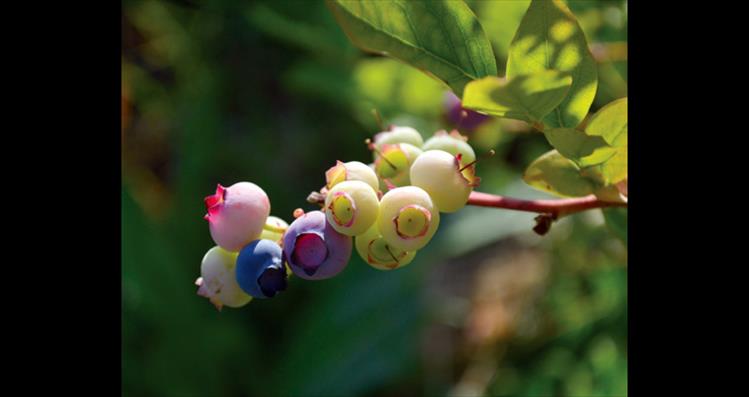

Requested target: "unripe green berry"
[
  {"left": 355, "top": 224, "right": 416, "bottom": 270},
  {"left": 377, "top": 186, "right": 440, "bottom": 251},
  {"left": 325, "top": 180, "right": 380, "bottom": 236},
  {"left": 373, "top": 143, "right": 422, "bottom": 186}
]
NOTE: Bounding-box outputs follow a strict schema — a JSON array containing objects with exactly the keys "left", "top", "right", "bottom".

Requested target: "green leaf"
[
  {"left": 543, "top": 127, "right": 616, "bottom": 167},
  {"left": 523, "top": 149, "right": 597, "bottom": 197},
  {"left": 602, "top": 207, "right": 627, "bottom": 245},
  {"left": 583, "top": 97, "right": 627, "bottom": 184},
  {"left": 507, "top": 0, "right": 598, "bottom": 129},
  {"left": 523, "top": 149, "right": 627, "bottom": 201},
  {"left": 326, "top": 0, "right": 497, "bottom": 96},
  {"left": 585, "top": 97, "right": 627, "bottom": 147},
  {"left": 586, "top": 147, "right": 627, "bottom": 185},
  {"left": 462, "top": 70, "right": 572, "bottom": 125},
  {"left": 592, "top": 182, "right": 624, "bottom": 203}
]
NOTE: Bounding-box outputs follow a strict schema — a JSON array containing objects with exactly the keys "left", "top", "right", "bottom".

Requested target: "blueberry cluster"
[{"left": 195, "top": 126, "right": 481, "bottom": 310}]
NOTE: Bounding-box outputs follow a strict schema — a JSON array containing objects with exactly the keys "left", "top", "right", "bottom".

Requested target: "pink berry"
[{"left": 204, "top": 182, "right": 271, "bottom": 252}]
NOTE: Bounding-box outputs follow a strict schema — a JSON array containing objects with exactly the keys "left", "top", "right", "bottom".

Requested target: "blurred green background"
[{"left": 122, "top": 0, "right": 627, "bottom": 396}]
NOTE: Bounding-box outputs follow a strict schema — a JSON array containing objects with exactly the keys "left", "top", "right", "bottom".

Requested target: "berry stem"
[
  {"left": 466, "top": 191, "right": 626, "bottom": 217},
  {"left": 365, "top": 138, "right": 397, "bottom": 169},
  {"left": 371, "top": 109, "right": 385, "bottom": 131},
  {"left": 307, "top": 188, "right": 625, "bottom": 218},
  {"left": 384, "top": 245, "right": 399, "bottom": 264},
  {"left": 459, "top": 149, "right": 495, "bottom": 172}
]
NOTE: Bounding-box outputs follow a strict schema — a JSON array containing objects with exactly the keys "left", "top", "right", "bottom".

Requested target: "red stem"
[
  {"left": 467, "top": 191, "right": 626, "bottom": 217},
  {"left": 308, "top": 189, "right": 626, "bottom": 217}
]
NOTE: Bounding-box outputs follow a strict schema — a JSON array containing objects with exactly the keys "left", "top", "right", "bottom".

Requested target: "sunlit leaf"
[
  {"left": 582, "top": 97, "right": 627, "bottom": 184},
  {"left": 507, "top": 0, "right": 598, "bottom": 128},
  {"left": 523, "top": 148, "right": 627, "bottom": 201},
  {"left": 586, "top": 147, "right": 627, "bottom": 185},
  {"left": 462, "top": 70, "right": 572, "bottom": 125},
  {"left": 543, "top": 127, "right": 616, "bottom": 167},
  {"left": 327, "top": 0, "right": 497, "bottom": 96},
  {"left": 585, "top": 97, "right": 627, "bottom": 147},
  {"left": 523, "top": 150, "right": 596, "bottom": 197}
]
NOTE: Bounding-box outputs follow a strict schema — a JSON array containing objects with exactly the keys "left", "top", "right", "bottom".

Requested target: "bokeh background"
[{"left": 122, "top": 0, "right": 628, "bottom": 396}]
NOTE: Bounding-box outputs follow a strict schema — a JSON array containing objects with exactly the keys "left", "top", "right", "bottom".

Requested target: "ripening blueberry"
[
  {"left": 372, "top": 125, "right": 424, "bottom": 151},
  {"left": 204, "top": 182, "right": 271, "bottom": 252},
  {"left": 377, "top": 186, "right": 440, "bottom": 251},
  {"left": 410, "top": 150, "right": 479, "bottom": 213},
  {"left": 325, "top": 160, "right": 380, "bottom": 193},
  {"left": 325, "top": 180, "right": 380, "bottom": 236},
  {"left": 422, "top": 130, "right": 476, "bottom": 165},
  {"left": 355, "top": 224, "right": 416, "bottom": 270},
  {"left": 235, "top": 239, "right": 288, "bottom": 298},
  {"left": 373, "top": 143, "right": 422, "bottom": 186},
  {"left": 444, "top": 91, "right": 491, "bottom": 131},
  {"left": 283, "top": 210, "right": 353, "bottom": 280},
  {"left": 195, "top": 246, "right": 252, "bottom": 310}
]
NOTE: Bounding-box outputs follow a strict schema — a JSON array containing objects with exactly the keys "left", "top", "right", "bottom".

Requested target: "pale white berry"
[
  {"left": 410, "top": 150, "right": 476, "bottom": 213},
  {"left": 196, "top": 246, "right": 252, "bottom": 310},
  {"left": 377, "top": 186, "right": 440, "bottom": 251},
  {"left": 325, "top": 160, "right": 380, "bottom": 192},
  {"left": 325, "top": 180, "right": 380, "bottom": 236},
  {"left": 372, "top": 125, "right": 424, "bottom": 151},
  {"left": 422, "top": 130, "right": 476, "bottom": 165}
]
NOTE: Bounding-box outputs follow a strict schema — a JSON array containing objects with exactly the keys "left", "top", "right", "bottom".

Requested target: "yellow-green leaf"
[
  {"left": 327, "top": 0, "right": 497, "bottom": 96},
  {"left": 583, "top": 97, "right": 627, "bottom": 184},
  {"left": 585, "top": 97, "right": 627, "bottom": 147},
  {"left": 507, "top": 0, "right": 598, "bottom": 129},
  {"left": 523, "top": 150, "right": 596, "bottom": 197},
  {"left": 524, "top": 149, "right": 625, "bottom": 201},
  {"left": 544, "top": 127, "right": 616, "bottom": 167},
  {"left": 462, "top": 70, "right": 572, "bottom": 125},
  {"left": 585, "top": 147, "right": 627, "bottom": 185}
]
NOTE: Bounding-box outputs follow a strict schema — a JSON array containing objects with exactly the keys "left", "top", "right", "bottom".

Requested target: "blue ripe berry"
[
  {"left": 283, "top": 210, "right": 352, "bottom": 280},
  {"left": 235, "top": 239, "right": 288, "bottom": 298}
]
